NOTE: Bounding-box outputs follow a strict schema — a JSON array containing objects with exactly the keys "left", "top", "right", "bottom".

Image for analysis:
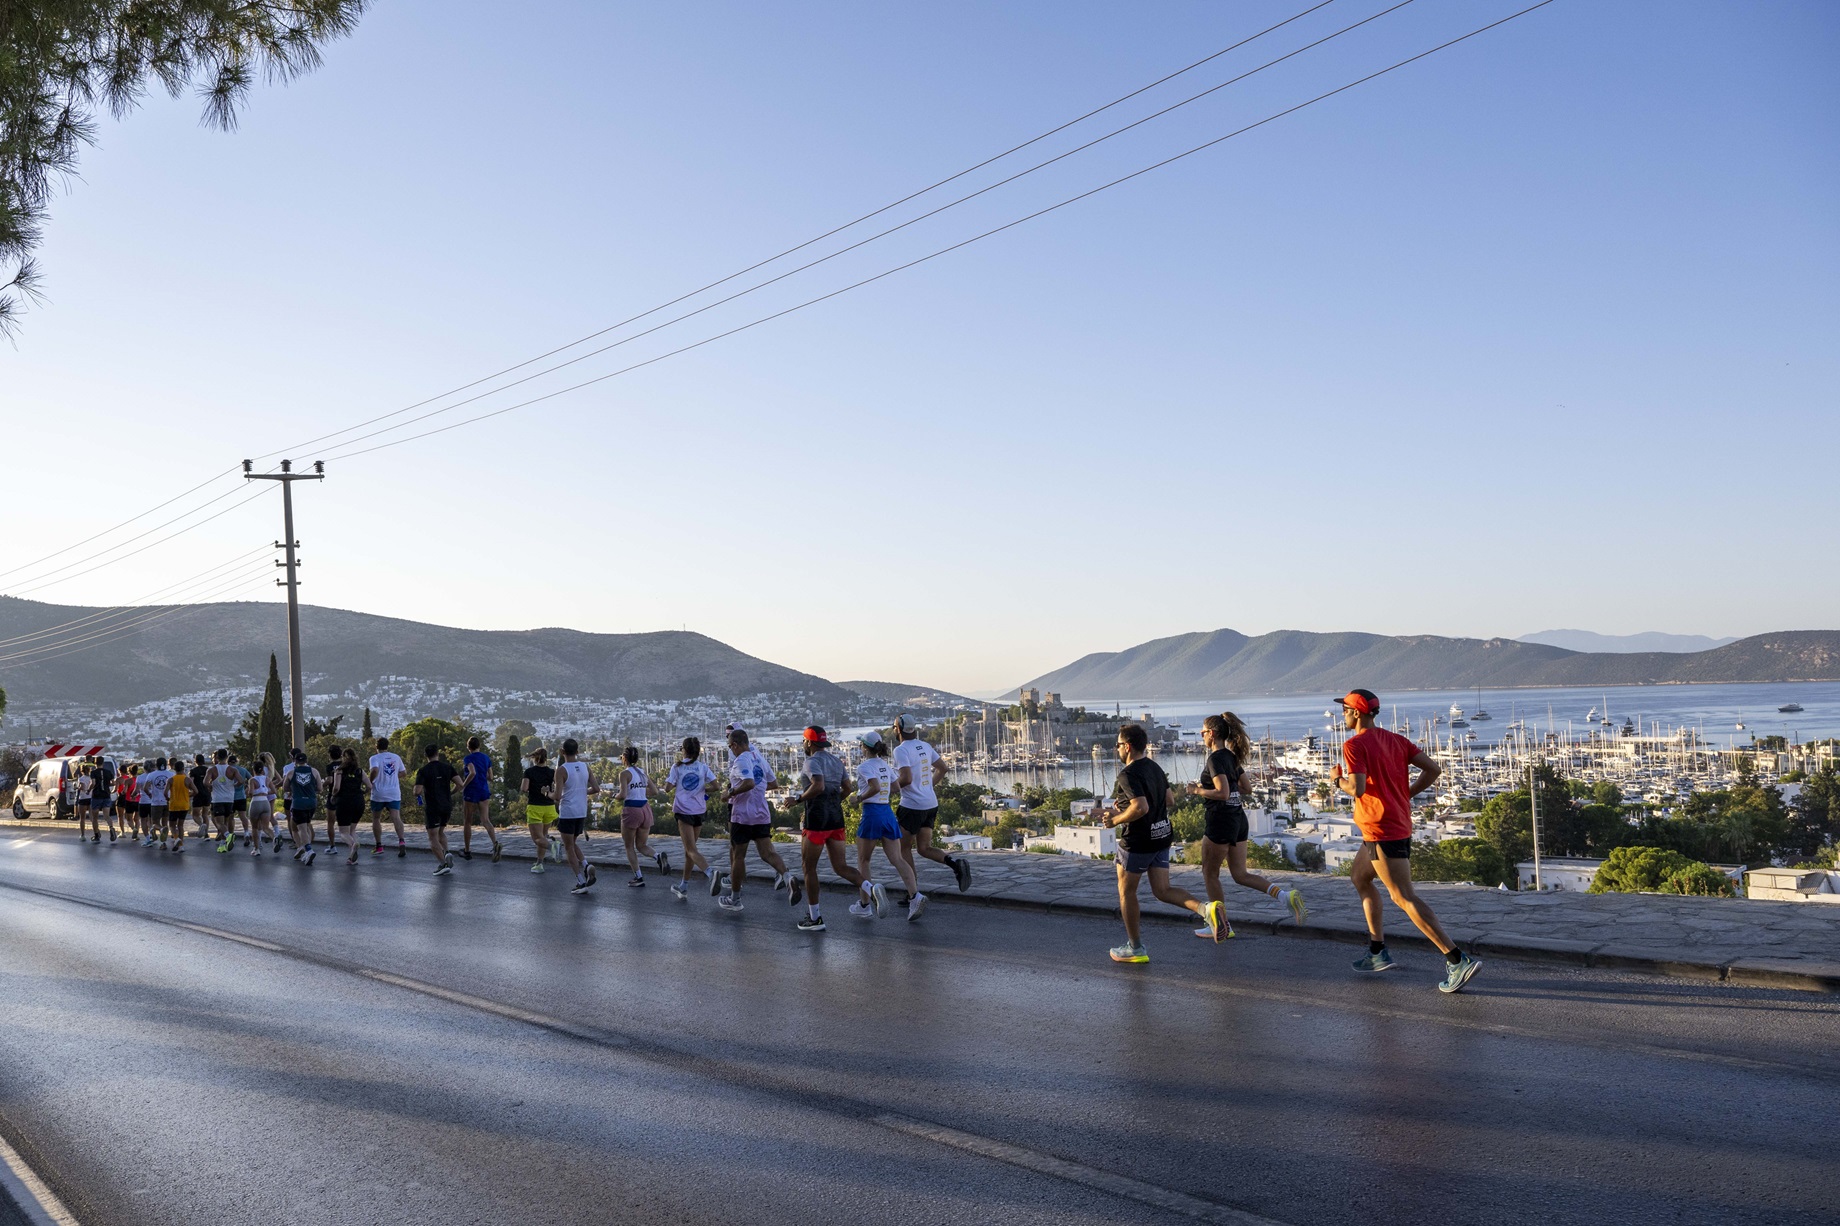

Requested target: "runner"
[
  {"left": 554, "top": 738, "right": 598, "bottom": 895},
  {"left": 72, "top": 762, "right": 95, "bottom": 843},
  {"left": 850, "top": 731, "right": 924, "bottom": 922},
  {"left": 662, "top": 737, "right": 713, "bottom": 902},
  {"left": 321, "top": 744, "right": 342, "bottom": 852},
  {"left": 283, "top": 749, "right": 324, "bottom": 866},
  {"left": 367, "top": 736, "right": 409, "bottom": 858},
  {"left": 1187, "top": 712, "right": 1306, "bottom": 939},
  {"left": 117, "top": 763, "right": 139, "bottom": 843},
  {"left": 331, "top": 747, "right": 365, "bottom": 864},
  {"left": 205, "top": 750, "right": 237, "bottom": 852},
  {"left": 791, "top": 726, "right": 865, "bottom": 934},
  {"left": 415, "top": 744, "right": 459, "bottom": 876},
  {"left": 717, "top": 725, "right": 789, "bottom": 912},
  {"left": 616, "top": 746, "right": 660, "bottom": 887},
  {"left": 457, "top": 736, "right": 502, "bottom": 863},
  {"left": 135, "top": 761, "right": 157, "bottom": 847},
  {"left": 140, "top": 757, "right": 174, "bottom": 851},
  {"left": 247, "top": 752, "right": 277, "bottom": 857},
  {"left": 892, "top": 714, "right": 972, "bottom": 895},
  {"left": 225, "top": 751, "right": 250, "bottom": 848},
  {"left": 1332, "top": 689, "right": 1481, "bottom": 993},
  {"left": 187, "top": 754, "right": 210, "bottom": 838},
  {"left": 166, "top": 758, "right": 190, "bottom": 850},
  {"left": 520, "top": 741, "right": 556, "bottom": 875},
  {"left": 92, "top": 755, "right": 116, "bottom": 842},
  {"left": 1094, "top": 723, "right": 1225, "bottom": 963}
]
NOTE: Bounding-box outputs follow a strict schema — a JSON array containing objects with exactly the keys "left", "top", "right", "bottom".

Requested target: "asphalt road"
[{"left": 0, "top": 829, "right": 1834, "bottom": 1226}]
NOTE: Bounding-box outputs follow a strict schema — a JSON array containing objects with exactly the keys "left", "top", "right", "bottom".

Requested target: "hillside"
[
  {"left": 1012, "top": 628, "right": 1840, "bottom": 699},
  {"left": 0, "top": 596, "right": 850, "bottom": 710},
  {"left": 838, "top": 680, "right": 980, "bottom": 709}
]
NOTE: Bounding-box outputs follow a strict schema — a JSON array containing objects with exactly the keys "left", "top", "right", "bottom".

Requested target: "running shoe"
[
  {"left": 907, "top": 893, "right": 928, "bottom": 922},
  {"left": 460, "top": 846, "right": 472, "bottom": 861},
  {"left": 789, "top": 876, "right": 804, "bottom": 907},
  {"left": 372, "top": 845, "right": 384, "bottom": 857},
  {"left": 951, "top": 856, "right": 972, "bottom": 892},
  {"left": 1204, "top": 900, "right": 1229, "bottom": 944},
  {"left": 772, "top": 871, "right": 788, "bottom": 892},
  {"left": 530, "top": 861, "right": 546, "bottom": 874},
  {"left": 710, "top": 870, "right": 726, "bottom": 897},
  {"left": 796, "top": 916, "right": 826, "bottom": 933},
  {"left": 1284, "top": 888, "right": 1308, "bottom": 925},
  {"left": 571, "top": 881, "right": 591, "bottom": 895},
  {"left": 628, "top": 876, "right": 645, "bottom": 888},
  {"left": 1438, "top": 953, "right": 1482, "bottom": 995},
  {"left": 1109, "top": 942, "right": 1149, "bottom": 964},
  {"left": 869, "top": 881, "right": 888, "bottom": 919},
  {"left": 670, "top": 882, "right": 688, "bottom": 902},
  {"left": 347, "top": 854, "right": 358, "bottom": 866},
  {"left": 654, "top": 850, "right": 669, "bottom": 873},
  {"left": 585, "top": 865, "right": 597, "bottom": 886},
  {"left": 491, "top": 842, "right": 503, "bottom": 864},
  {"left": 92, "top": 834, "right": 100, "bottom": 843},
  {"left": 173, "top": 841, "right": 185, "bottom": 854},
  {"left": 396, "top": 842, "right": 406, "bottom": 858},
  {"left": 718, "top": 894, "right": 743, "bottom": 913},
  {"left": 304, "top": 848, "right": 317, "bottom": 866},
  {"left": 444, "top": 853, "right": 454, "bottom": 869},
  {"left": 1352, "top": 948, "right": 1396, "bottom": 973},
  {"left": 848, "top": 901, "right": 875, "bottom": 920},
  {"left": 250, "top": 847, "right": 260, "bottom": 858},
  {"left": 434, "top": 863, "right": 451, "bottom": 877}
]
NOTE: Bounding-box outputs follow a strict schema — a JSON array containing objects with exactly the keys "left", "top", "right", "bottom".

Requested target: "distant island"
[
  {"left": 1010, "top": 628, "right": 1840, "bottom": 700},
  {"left": 1516, "top": 629, "right": 1740, "bottom": 654}
]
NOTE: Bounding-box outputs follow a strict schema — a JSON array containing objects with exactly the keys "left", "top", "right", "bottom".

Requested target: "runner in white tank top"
[
  {"left": 553, "top": 739, "right": 599, "bottom": 894},
  {"left": 617, "top": 746, "right": 662, "bottom": 886}
]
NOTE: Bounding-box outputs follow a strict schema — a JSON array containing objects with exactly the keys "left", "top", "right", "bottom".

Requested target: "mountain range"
[
  {"left": 1516, "top": 629, "right": 1740, "bottom": 654},
  {"left": 0, "top": 597, "right": 851, "bottom": 710},
  {"left": 1010, "top": 628, "right": 1840, "bottom": 700}
]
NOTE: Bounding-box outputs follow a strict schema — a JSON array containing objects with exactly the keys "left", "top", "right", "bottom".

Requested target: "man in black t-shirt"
[
  {"left": 415, "top": 745, "right": 460, "bottom": 876},
  {"left": 1095, "top": 724, "right": 1223, "bottom": 963}
]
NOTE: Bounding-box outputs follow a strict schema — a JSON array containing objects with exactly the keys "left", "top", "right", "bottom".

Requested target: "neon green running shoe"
[
  {"left": 1109, "top": 942, "right": 1149, "bottom": 964},
  {"left": 1285, "top": 887, "right": 1308, "bottom": 925}
]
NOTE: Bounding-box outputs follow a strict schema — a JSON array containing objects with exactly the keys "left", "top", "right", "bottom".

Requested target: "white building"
[
  {"left": 1746, "top": 867, "right": 1840, "bottom": 904},
  {"left": 938, "top": 833, "right": 993, "bottom": 853},
  {"left": 1039, "top": 825, "right": 1117, "bottom": 858}
]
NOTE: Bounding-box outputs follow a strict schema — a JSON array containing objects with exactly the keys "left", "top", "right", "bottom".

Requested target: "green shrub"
[
  {"left": 1245, "top": 841, "right": 1290, "bottom": 872},
  {"left": 1412, "top": 837, "right": 1509, "bottom": 887},
  {"left": 1027, "top": 844, "right": 1059, "bottom": 855},
  {"left": 1590, "top": 845, "right": 1732, "bottom": 896}
]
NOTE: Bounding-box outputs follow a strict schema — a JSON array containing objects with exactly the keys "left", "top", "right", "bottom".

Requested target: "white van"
[{"left": 11, "top": 756, "right": 119, "bottom": 820}]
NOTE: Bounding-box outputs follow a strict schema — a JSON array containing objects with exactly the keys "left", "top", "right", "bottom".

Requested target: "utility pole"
[{"left": 244, "top": 459, "right": 324, "bottom": 753}]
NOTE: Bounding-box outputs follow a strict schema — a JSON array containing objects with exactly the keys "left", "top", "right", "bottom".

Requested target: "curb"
[{"left": 5, "top": 818, "right": 1835, "bottom": 993}]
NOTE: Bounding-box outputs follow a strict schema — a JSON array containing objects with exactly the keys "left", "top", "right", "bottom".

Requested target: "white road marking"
[{"left": 874, "top": 1113, "right": 1293, "bottom": 1226}]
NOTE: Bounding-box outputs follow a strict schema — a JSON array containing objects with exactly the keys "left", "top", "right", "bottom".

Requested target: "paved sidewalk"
[{"left": 10, "top": 816, "right": 1837, "bottom": 991}]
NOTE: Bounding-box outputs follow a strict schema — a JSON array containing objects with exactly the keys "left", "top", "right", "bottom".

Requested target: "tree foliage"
[
  {"left": 255, "top": 652, "right": 288, "bottom": 762},
  {"left": 1411, "top": 837, "right": 1509, "bottom": 887},
  {"left": 387, "top": 716, "right": 482, "bottom": 771},
  {"left": 1590, "top": 846, "right": 1736, "bottom": 897},
  {"left": 0, "top": 0, "right": 368, "bottom": 331}
]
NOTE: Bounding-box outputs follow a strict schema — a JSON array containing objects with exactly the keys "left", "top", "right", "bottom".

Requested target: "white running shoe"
[
  {"left": 907, "top": 893, "right": 928, "bottom": 922},
  {"left": 670, "top": 882, "right": 688, "bottom": 902},
  {"left": 869, "top": 881, "right": 888, "bottom": 918},
  {"left": 718, "top": 894, "right": 743, "bottom": 913},
  {"left": 531, "top": 861, "right": 545, "bottom": 873},
  {"left": 848, "top": 900, "right": 876, "bottom": 920}
]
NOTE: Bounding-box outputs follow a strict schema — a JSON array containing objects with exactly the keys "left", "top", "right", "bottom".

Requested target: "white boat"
[{"left": 1448, "top": 704, "right": 1470, "bottom": 729}]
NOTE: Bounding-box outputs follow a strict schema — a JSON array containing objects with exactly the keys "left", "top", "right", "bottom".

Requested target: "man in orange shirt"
[{"left": 1332, "top": 689, "right": 1481, "bottom": 994}]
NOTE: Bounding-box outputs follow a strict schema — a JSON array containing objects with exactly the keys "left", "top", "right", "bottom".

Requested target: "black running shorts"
[
  {"left": 553, "top": 817, "right": 585, "bottom": 836},
  {"left": 729, "top": 822, "right": 770, "bottom": 846},
  {"left": 896, "top": 805, "right": 938, "bottom": 835},
  {"left": 1204, "top": 806, "right": 1250, "bottom": 846},
  {"left": 212, "top": 802, "right": 233, "bottom": 819},
  {"left": 1366, "top": 837, "right": 1412, "bottom": 860}
]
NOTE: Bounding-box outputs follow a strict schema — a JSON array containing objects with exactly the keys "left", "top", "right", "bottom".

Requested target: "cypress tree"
[
  {"left": 361, "top": 707, "right": 374, "bottom": 747},
  {"left": 256, "top": 654, "right": 289, "bottom": 764},
  {"left": 504, "top": 735, "right": 522, "bottom": 806}
]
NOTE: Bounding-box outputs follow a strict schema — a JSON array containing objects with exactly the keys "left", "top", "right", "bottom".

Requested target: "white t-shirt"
[
  {"left": 666, "top": 761, "right": 712, "bottom": 815},
  {"left": 856, "top": 757, "right": 896, "bottom": 806},
  {"left": 893, "top": 739, "right": 941, "bottom": 808},
  {"left": 369, "top": 752, "right": 407, "bottom": 801},
  {"left": 728, "top": 747, "right": 772, "bottom": 825},
  {"left": 138, "top": 768, "right": 173, "bottom": 807},
  {"left": 208, "top": 764, "right": 237, "bottom": 803}
]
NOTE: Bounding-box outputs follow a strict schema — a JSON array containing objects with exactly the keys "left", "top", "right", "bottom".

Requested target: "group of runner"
[{"left": 53, "top": 689, "right": 1481, "bottom": 990}]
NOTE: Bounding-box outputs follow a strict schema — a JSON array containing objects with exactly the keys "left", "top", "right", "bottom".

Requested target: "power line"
[
  {"left": 0, "top": 467, "right": 243, "bottom": 586},
  {"left": 302, "top": 0, "right": 1419, "bottom": 461},
  {"left": 0, "top": 566, "right": 277, "bottom": 665},
  {"left": 0, "top": 546, "right": 272, "bottom": 649},
  {"left": 321, "top": 0, "right": 1557, "bottom": 465},
  {"left": 6, "top": 487, "right": 273, "bottom": 598},
  {"left": 252, "top": 0, "right": 1346, "bottom": 462}
]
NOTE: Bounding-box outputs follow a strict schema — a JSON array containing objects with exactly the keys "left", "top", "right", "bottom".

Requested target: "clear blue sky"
[{"left": 6, "top": 0, "right": 1836, "bottom": 695}]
